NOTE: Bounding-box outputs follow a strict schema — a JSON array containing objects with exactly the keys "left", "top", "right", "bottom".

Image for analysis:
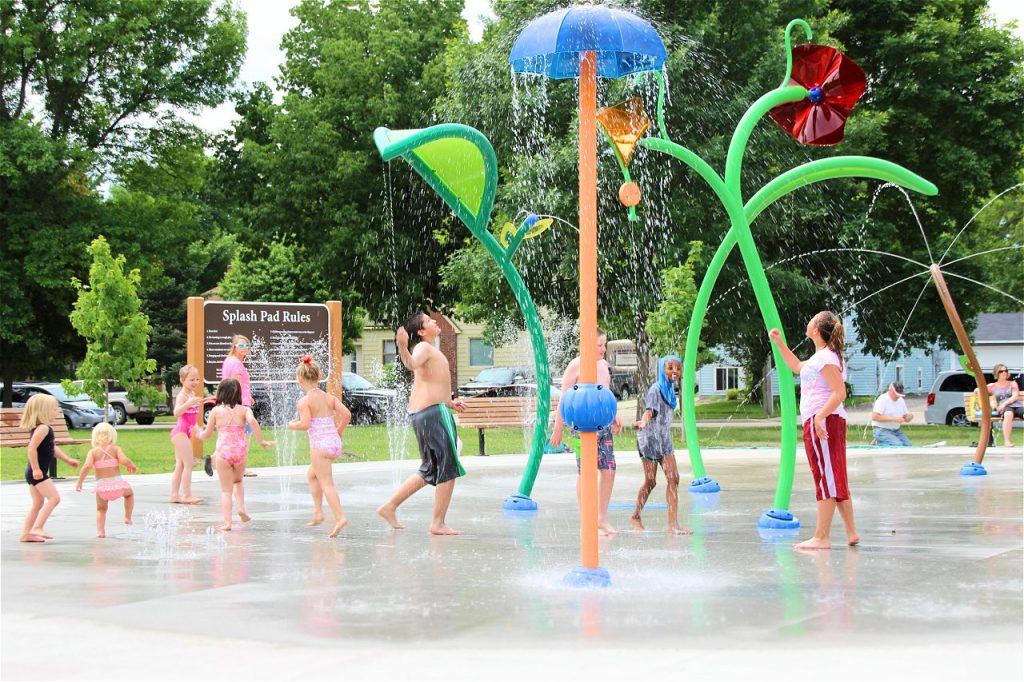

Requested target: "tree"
[
  {"left": 220, "top": 237, "right": 366, "bottom": 354},
  {"left": 67, "top": 237, "right": 160, "bottom": 419},
  {"left": 433, "top": 0, "right": 1024, "bottom": 399},
  {"left": 0, "top": 0, "right": 246, "bottom": 402},
  {"left": 212, "top": 0, "right": 465, "bottom": 329}
]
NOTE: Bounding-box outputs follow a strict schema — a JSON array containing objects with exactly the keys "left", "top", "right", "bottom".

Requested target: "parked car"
[
  {"left": 925, "top": 369, "right": 1024, "bottom": 427},
  {"left": 11, "top": 383, "right": 113, "bottom": 429},
  {"left": 202, "top": 381, "right": 273, "bottom": 425},
  {"left": 459, "top": 367, "right": 560, "bottom": 399},
  {"left": 71, "top": 380, "right": 165, "bottom": 426},
  {"left": 342, "top": 373, "right": 396, "bottom": 425}
]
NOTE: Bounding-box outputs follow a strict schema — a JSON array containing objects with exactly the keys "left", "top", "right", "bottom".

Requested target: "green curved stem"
[
  {"left": 655, "top": 70, "right": 669, "bottom": 140},
  {"left": 781, "top": 19, "right": 813, "bottom": 87},
  {"left": 645, "top": 89, "right": 939, "bottom": 514},
  {"left": 374, "top": 124, "right": 550, "bottom": 500},
  {"left": 745, "top": 157, "right": 939, "bottom": 222},
  {"left": 725, "top": 87, "right": 807, "bottom": 198}
]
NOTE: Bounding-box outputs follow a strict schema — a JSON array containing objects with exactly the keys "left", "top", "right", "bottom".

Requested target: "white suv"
[{"left": 925, "top": 369, "right": 1023, "bottom": 427}]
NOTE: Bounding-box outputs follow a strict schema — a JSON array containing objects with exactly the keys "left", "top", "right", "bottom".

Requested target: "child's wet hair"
[
  {"left": 812, "top": 311, "right": 846, "bottom": 369},
  {"left": 179, "top": 364, "right": 197, "bottom": 382},
  {"left": 229, "top": 335, "right": 250, "bottom": 357},
  {"left": 91, "top": 422, "right": 117, "bottom": 447},
  {"left": 296, "top": 355, "right": 322, "bottom": 383},
  {"left": 216, "top": 378, "right": 242, "bottom": 407},
  {"left": 402, "top": 311, "right": 428, "bottom": 349}
]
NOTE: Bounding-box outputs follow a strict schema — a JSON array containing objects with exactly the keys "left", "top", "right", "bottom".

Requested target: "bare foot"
[
  {"left": 97, "top": 532, "right": 106, "bottom": 538},
  {"left": 847, "top": 533, "right": 860, "bottom": 546},
  {"left": 238, "top": 511, "right": 251, "bottom": 523},
  {"left": 124, "top": 518, "right": 133, "bottom": 526},
  {"left": 597, "top": 527, "right": 609, "bottom": 537},
  {"left": 307, "top": 513, "right": 325, "bottom": 527},
  {"left": 429, "top": 525, "right": 459, "bottom": 535},
  {"left": 599, "top": 522, "right": 618, "bottom": 536},
  {"left": 29, "top": 528, "right": 53, "bottom": 539},
  {"left": 182, "top": 497, "right": 203, "bottom": 505},
  {"left": 630, "top": 516, "right": 645, "bottom": 531},
  {"left": 668, "top": 525, "right": 694, "bottom": 535},
  {"left": 328, "top": 517, "right": 349, "bottom": 538},
  {"left": 794, "top": 537, "right": 831, "bottom": 550},
  {"left": 169, "top": 497, "right": 182, "bottom": 504},
  {"left": 377, "top": 504, "right": 404, "bottom": 529},
  {"left": 19, "top": 534, "right": 45, "bottom": 543},
  {"left": 219, "top": 524, "right": 232, "bottom": 532}
]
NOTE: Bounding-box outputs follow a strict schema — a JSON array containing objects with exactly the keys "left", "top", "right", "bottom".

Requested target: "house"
[
  {"left": 343, "top": 311, "right": 1023, "bottom": 398},
  {"left": 342, "top": 312, "right": 531, "bottom": 388},
  {"left": 697, "top": 316, "right": 959, "bottom": 398},
  {"left": 971, "top": 313, "right": 1024, "bottom": 369}
]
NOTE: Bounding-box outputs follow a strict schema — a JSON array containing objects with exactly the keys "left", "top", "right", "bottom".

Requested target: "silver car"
[
  {"left": 925, "top": 369, "right": 1023, "bottom": 427},
  {"left": 15, "top": 383, "right": 112, "bottom": 429}
]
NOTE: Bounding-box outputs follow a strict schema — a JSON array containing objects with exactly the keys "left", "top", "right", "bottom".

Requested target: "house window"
[
  {"left": 383, "top": 340, "right": 397, "bottom": 365},
  {"left": 469, "top": 338, "right": 493, "bottom": 367},
  {"left": 917, "top": 367, "right": 923, "bottom": 391},
  {"left": 896, "top": 365, "right": 904, "bottom": 387},
  {"left": 349, "top": 350, "right": 358, "bottom": 374},
  {"left": 714, "top": 366, "right": 739, "bottom": 392}
]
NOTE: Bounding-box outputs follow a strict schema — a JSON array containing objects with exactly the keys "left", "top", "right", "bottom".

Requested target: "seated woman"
[{"left": 977, "top": 363, "right": 1022, "bottom": 448}]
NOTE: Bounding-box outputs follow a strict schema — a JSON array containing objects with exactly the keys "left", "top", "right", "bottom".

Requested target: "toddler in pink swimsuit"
[
  {"left": 198, "top": 378, "right": 273, "bottom": 532},
  {"left": 76, "top": 423, "right": 137, "bottom": 538},
  {"left": 288, "top": 355, "right": 351, "bottom": 538}
]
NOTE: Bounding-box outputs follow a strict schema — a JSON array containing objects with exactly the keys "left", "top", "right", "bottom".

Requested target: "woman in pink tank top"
[
  {"left": 769, "top": 311, "right": 859, "bottom": 551},
  {"left": 221, "top": 335, "right": 256, "bottom": 477}
]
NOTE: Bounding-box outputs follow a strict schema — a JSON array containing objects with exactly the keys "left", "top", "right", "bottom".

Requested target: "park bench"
[
  {"left": 458, "top": 395, "right": 560, "bottom": 456},
  {"left": 0, "top": 407, "right": 87, "bottom": 449},
  {"left": 964, "top": 393, "right": 998, "bottom": 424}
]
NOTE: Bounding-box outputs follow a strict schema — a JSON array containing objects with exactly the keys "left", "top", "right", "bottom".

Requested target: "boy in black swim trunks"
[{"left": 377, "top": 311, "right": 466, "bottom": 535}]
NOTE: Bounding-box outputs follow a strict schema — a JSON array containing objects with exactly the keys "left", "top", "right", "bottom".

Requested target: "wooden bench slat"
[
  {"left": 0, "top": 408, "right": 86, "bottom": 448},
  {"left": 456, "top": 396, "right": 563, "bottom": 455}
]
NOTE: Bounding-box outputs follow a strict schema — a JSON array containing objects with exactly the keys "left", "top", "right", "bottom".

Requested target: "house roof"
[{"left": 974, "top": 313, "right": 1024, "bottom": 343}]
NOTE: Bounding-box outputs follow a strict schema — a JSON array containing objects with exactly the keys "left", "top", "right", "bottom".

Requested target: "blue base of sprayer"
[
  {"left": 960, "top": 462, "right": 987, "bottom": 477},
  {"left": 562, "top": 566, "right": 611, "bottom": 589},
  {"left": 503, "top": 493, "right": 538, "bottom": 511},
  {"left": 758, "top": 508, "right": 800, "bottom": 530},
  {"left": 688, "top": 476, "right": 721, "bottom": 493}
]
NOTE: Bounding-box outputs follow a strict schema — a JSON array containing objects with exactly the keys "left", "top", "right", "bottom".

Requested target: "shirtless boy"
[
  {"left": 550, "top": 329, "right": 623, "bottom": 535},
  {"left": 377, "top": 311, "right": 466, "bottom": 535}
]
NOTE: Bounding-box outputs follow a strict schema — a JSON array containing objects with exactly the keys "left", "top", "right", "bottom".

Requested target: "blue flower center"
[{"left": 808, "top": 86, "right": 824, "bottom": 103}]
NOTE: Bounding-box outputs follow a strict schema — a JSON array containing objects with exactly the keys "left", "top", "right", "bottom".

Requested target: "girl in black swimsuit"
[{"left": 20, "top": 394, "right": 79, "bottom": 542}]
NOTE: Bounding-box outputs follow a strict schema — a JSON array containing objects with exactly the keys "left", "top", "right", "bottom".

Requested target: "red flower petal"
[{"left": 769, "top": 44, "right": 866, "bottom": 146}]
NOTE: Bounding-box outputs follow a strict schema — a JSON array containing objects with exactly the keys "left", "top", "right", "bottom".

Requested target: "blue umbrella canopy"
[{"left": 509, "top": 5, "right": 666, "bottom": 80}]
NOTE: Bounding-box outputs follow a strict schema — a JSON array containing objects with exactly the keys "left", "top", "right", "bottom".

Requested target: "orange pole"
[
  {"left": 930, "top": 265, "right": 991, "bottom": 464},
  {"left": 578, "top": 51, "right": 599, "bottom": 570},
  {"left": 186, "top": 297, "right": 205, "bottom": 458},
  {"left": 327, "top": 301, "right": 343, "bottom": 400}
]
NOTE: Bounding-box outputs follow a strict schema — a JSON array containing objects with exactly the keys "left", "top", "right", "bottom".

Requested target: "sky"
[{"left": 185, "top": 0, "right": 1023, "bottom": 134}]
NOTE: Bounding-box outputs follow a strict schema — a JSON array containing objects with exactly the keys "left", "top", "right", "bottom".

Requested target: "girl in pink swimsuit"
[
  {"left": 75, "top": 423, "right": 137, "bottom": 538},
  {"left": 169, "top": 364, "right": 204, "bottom": 505},
  {"left": 221, "top": 334, "right": 257, "bottom": 478},
  {"left": 198, "top": 378, "right": 273, "bottom": 532},
  {"left": 288, "top": 355, "right": 351, "bottom": 538}
]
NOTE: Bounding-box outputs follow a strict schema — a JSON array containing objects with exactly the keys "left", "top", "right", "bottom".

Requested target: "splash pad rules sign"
[{"left": 204, "top": 301, "right": 331, "bottom": 384}]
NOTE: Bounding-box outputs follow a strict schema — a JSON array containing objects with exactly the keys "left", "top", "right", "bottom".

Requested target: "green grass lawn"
[{"left": 0, "top": 423, "right": 980, "bottom": 481}]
